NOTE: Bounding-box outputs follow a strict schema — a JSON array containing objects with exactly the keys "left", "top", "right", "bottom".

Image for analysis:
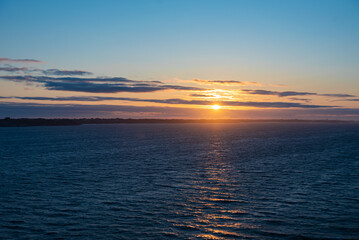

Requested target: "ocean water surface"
[{"left": 0, "top": 122, "right": 358, "bottom": 239}]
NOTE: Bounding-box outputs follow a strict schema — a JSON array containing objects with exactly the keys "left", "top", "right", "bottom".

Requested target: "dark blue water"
[{"left": 0, "top": 123, "right": 358, "bottom": 239}]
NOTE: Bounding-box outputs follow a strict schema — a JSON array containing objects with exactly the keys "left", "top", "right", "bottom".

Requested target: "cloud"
[
  {"left": 289, "top": 97, "right": 312, "bottom": 103},
  {"left": 135, "top": 98, "right": 331, "bottom": 108},
  {"left": 0, "top": 75, "right": 137, "bottom": 83},
  {"left": 1, "top": 95, "right": 335, "bottom": 108},
  {"left": 190, "top": 93, "right": 209, "bottom": 97},
  {"left": 41, "top": 69, "right": 92, "bottom": 76},
  {"left": 0, "top": 75, "right": 202, "bottom": 93},
  {"left": 0, "top": 58, "right": 42, "bottom": 63},
  {"left": 242, "top": 89, "right": 315, "bottom": 97},
  {"left": 320, "top": 93, "right": 357, "bottom": 98},
  {"left": 42, "top": 82, "right": 200, "bottom": 93},
  {"left": 0, "top": 66, "right": 92, "bottom": 76},
  {"left": 192, "top": 79, "right": 261, "bottom": 86},
  {"left": 0, "top": 66, "right": 29, "bottom": 72},
  {"left": 242, "top": 89, "right": 356, "bottom": 98},
  {"left": 335, "top": 98, "right": 359, "bottom": 102},
  {"left": 43, "top": 81, "right": 167, "bottom": 93}
]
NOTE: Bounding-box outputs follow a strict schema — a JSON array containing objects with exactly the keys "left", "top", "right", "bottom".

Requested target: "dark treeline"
[{"left": 0, "top": 117, "right": 352, "bottom": 127}]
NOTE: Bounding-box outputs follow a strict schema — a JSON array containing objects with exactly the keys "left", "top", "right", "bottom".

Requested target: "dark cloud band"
[{"left": 0, "top": 75, "right": 202, "bottom": 93}]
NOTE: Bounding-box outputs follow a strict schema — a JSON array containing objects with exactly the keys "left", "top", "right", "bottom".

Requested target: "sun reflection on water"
[{"left": 170, "top": 132, "right": 258, "bottom": 239}]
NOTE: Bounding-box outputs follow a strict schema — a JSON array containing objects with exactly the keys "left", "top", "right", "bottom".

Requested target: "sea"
[{"left": 0, "top": 122, "right": 358, "bottom": 239}]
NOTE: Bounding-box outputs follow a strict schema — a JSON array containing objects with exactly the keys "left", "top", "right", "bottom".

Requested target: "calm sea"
[{"left": 0, "top": 123, "right": 358, "bottom": 239}]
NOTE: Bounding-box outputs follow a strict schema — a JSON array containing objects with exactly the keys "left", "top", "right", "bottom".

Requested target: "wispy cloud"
[
  {"left": 0, "top": 75, "right": 142, "bottom": 83},
  {"left": 190, "top": 93, "right": 209, "bottom": 97},
  {"left": 335, "top": 98, "right": 359, "bottom": 102},
  {"left": 320, "top": 93, "right": 357, "bottom": 98},
  {"left": 192, "top": 79, "right": 262, "bottom": 86},
  {"left": 242, "top": 89, "right": 315, "bottom": 97},
  {"left": 242, "top": 89, "right": 356, "bottom": 98},
  {"left": 1, "top": 95, "right": 335, "bottom": 108},
  {"left": 41, "top": 69, "right": 92, "bottom": 76},
  {"left": 0, "top": 65, "right": 92, "bottom": 76},
  {"left": 289, "top": 97, "right": 312, "bottom": 103},
  {"left": 0, "top": 75, "right": 202, "bottom": 93},
  {"left": 0, "top": 58, "right": 43, "bottom": 63},
  {"left": 0, "top": 66, "right": 29, "bottom": 72}
]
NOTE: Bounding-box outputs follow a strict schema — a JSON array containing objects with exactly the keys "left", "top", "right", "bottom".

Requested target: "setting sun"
[{"left": 211, "top": 104, "right": 221, "bottom": 110}]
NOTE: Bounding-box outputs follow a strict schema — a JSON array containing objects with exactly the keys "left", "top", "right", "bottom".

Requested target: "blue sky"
[{"left": 0, "top": 0, "right": 358, "bottom": 119}]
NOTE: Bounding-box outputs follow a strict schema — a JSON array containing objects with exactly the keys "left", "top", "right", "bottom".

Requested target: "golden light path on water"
[{"left": 170, "top": 127, "right": 258, "bottom": 239}]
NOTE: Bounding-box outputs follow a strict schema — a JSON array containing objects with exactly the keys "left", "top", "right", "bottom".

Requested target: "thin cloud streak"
[
  {"left": 0, "top": 66, "right": 29, "bottom": 72},
  {"left": 190, "top": 94, "right": 209, "bottom": 97},
  {"left": 1, "top": 96, "right": 335, "bottom": 108},
  {"left": 321, "top": 94, "right": 357, "bottom": 98},
  {"left": 336, "top": 98, "right": 359, "bottom": 102},
  {"left": 0, "top": 75, "right": 141, "bottom": 83},
  {"left": 42, "top": 69, "right": 92, "bottom": 76},
  {"left": 242, "top": 89, "right": 356, "bottom": 98},
  {"left": 289, "top": 97, "right": 312, "bottom": 103},
  {"left": 0, "top": 66, "right": 92, "bottom": 76},
  {"left": 193, "top": 79, "right": 261, "bottom": 86},
  {"left": 0, "top": 58, "right": 42, "bottom": 63}
]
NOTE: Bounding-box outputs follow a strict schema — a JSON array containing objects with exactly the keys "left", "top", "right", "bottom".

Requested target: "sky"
[{"left": 0, "top": 0, "right": 358, "bottom": 119}]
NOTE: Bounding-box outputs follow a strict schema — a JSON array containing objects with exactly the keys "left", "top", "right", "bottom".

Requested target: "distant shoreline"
[{"left": 0, "top": 118, "right": 356, "bottom": 127}]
